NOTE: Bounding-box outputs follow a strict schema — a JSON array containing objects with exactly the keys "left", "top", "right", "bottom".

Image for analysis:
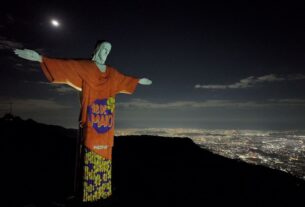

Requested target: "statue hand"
[
  {"left": 139, "top": 78, "right": 152, "bottom": 85},
  {"left": 13, "top": 49, "right": 42, "bottom": 62}
]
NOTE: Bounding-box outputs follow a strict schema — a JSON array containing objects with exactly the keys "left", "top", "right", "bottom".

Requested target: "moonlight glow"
[{"left": 51, "top": 19, "right": 60, "bottom": 27}]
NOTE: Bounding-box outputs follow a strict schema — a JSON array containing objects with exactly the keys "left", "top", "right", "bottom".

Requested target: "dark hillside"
[{"left": 1, "top": 114, "right": 304, "bottom": 207}]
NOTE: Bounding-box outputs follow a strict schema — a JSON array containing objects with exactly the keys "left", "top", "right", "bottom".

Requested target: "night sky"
[{"left": 1, "top": 0, "right": 305, "bottom": 130}]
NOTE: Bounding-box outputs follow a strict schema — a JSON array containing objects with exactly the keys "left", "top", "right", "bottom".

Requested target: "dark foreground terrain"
[{"left": 1, "top": 114, "right": 305, "bottom": 207}]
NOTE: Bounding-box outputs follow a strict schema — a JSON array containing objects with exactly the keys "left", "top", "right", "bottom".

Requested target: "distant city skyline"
[{"left": 115, "top": 127, "right": 305, "bottom": 180}]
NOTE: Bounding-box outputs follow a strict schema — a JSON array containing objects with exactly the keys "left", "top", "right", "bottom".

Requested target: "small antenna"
[{"left": 9, "top": 102, "right": 13, "bottom": 114}]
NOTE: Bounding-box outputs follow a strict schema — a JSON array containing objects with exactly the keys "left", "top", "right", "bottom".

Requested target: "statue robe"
[{"left": 40, "top": 56, "right": 139, "bottom": 160}]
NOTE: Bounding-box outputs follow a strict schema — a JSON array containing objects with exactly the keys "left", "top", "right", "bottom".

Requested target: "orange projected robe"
[{"left": 40, "top": 57, "right": 139, "bottom": 160}]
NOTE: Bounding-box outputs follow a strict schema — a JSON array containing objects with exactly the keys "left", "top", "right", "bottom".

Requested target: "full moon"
[{"left": 51, "top": 19, "right": 60, "bottom": 27}]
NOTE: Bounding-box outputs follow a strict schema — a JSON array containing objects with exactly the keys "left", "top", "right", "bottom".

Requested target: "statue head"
[{"left": 92, "top": 40, "right": 112, "bottom": 64}]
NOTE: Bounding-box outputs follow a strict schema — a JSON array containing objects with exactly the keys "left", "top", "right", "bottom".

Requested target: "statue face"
[{"left": 92, "top": 42, "right": 112, "bottom": 64}]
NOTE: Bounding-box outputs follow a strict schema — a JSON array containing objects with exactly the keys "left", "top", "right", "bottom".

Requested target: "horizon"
[{"left": 2, "top": 112, "right": 305, "bottom": 132}]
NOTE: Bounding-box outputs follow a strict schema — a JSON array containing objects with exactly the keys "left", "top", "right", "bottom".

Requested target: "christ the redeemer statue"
[{"left": 14, "top": 41, "right": 152, "bottom": 204}]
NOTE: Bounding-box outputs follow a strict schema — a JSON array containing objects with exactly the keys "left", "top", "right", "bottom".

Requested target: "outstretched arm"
[
  {"left": 139, "top": 78, "right": 152, "bottom": 85},
  {"left": 14, "top": 49, "right": 83, "bottom": 91},
  {"left": 14, "top": 49, "right": 42, "bottom": 62}
]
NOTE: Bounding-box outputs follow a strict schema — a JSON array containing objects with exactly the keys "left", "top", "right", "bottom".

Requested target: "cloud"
[
  {"left": 117, "top": 98, "right": 305, "bottom": 110},
  {"left": 287, "top": 74, "right": 305, "bottom": 80},
  {"left": 14, "top": 62, "right": 40, "bottom": 73},
  {"left": 195, "top": 73, "right": 305, "bottom": 89},
  {"left": 23, "top": 81, "right": 76, "bottom": 94},
  {"left": 0, "top": 97, "right": 71, "bottom": 113},
  {"left": 54, "top": 85, "right": 76, "bottom": 93},
  {"left": 0, "top": 14, "right": 14, "bottom": 29},
  {"left": 194, "top": 84, "right": 227, "bottom": 89},
  {"left": 256, "top": 74, "right": 285, "bottom": 82},
  {"left": 0, "top": 38, "right": 23, "bottom": 50},
  {"left": 270, "top": 98, "right": 305, "bottom": 106},
  {"left": 6, "top": 14, "right": 15, "bottom": 24}
]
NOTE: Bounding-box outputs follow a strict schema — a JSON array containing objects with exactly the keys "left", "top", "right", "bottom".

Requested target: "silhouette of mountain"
[
  {"left": 1, "top": 113, "right": 304, "bottom": 207},
  {"left": 1, "top": 113, "right": 77, "bottom": 207}
]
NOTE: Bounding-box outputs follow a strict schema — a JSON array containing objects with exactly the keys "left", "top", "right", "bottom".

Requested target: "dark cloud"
[
  {"left": 195, "top": 74, "right": 305, "bottom": 90},
  {"left": 0, "top": 37, "right": 23, "bottom": 50},
  {"left": 0, "top": 96, "right": 71, "bottom": 112},
  {"left": 24, "top": 81, "right": 76, "bottom": 94},
  {"left": 117, "top": 98, "right": 305, "bottom": 109},
  {"left": 14, "top": 63, "right": 39, "bottom": 73},
  {"left": 6, "top": 13, "right": 15, "bottom": 24}
]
